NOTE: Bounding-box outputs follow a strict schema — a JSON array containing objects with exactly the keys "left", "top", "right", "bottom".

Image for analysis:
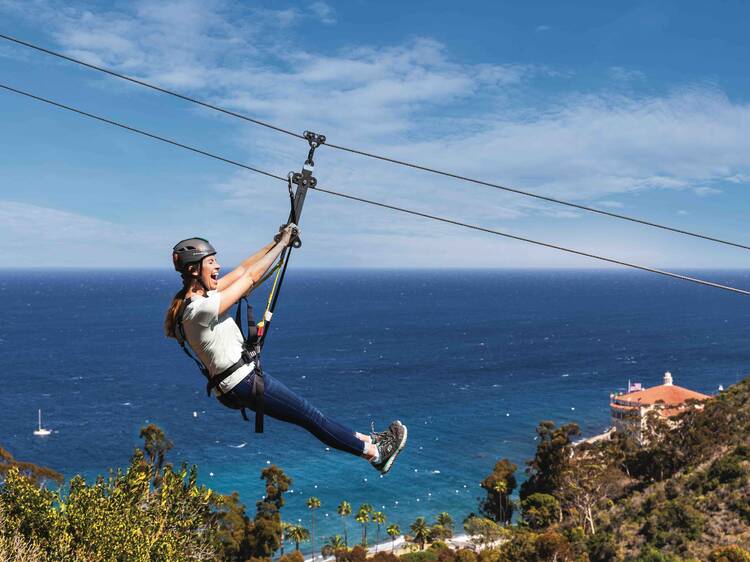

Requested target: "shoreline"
[{"left": 303, "top": 533, "right": 476, "bottom": 562}]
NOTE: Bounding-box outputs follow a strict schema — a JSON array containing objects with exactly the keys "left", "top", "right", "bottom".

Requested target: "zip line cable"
[
  {"left": 0, "top": 33, "right": 304, "bottom": 142},
  {"left": 0, "top": 84, "right": 285, "bottom": 183},
  {"left": 320, "top": 143, "right": 750, "bottom": 252},
  {"left": 310, "top": 185, "right": 750, "bottom": 296},
  {"left": 2, "top": 81, "right": 749, "bottom": 298},
  {"left": 3, "top": 32, "right": 747, "bottom": 252}
]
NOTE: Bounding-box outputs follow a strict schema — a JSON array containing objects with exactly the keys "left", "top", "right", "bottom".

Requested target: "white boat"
[{"left": 33, "top": 409, "right": 51, "bottom": 436}]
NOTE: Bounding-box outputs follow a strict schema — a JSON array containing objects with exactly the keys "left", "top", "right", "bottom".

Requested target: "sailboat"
[{"left": 33, "top": 409, "right": 51, "bottom": 436}]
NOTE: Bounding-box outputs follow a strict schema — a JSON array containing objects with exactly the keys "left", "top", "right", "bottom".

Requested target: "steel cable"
[
  {"left": 0, "top": 84, "right": 285, "bottom": 182},
  {"left": 310, "top": 185, "right": 750, "bottom": 296},
  {"left": 2, "top": 81, "right": 748, "bottom": 297},
  {"left": 0, "top": 33, "right": 303, "bottom": 141},
  {"left": 322, "top": 141, "right": 750, "bottom": 251},
  {"left": 2, "top": 32, "right": 748, "bottom": 251}
]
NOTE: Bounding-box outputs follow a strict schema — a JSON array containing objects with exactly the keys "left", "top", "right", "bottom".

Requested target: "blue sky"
[{"left": 0, "top": 0, "right": 748, "bottom": 268}]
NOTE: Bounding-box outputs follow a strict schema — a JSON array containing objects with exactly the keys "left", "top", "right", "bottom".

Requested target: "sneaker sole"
[{"left": 380, "top": 425, "right": 408, "bottom": 475}]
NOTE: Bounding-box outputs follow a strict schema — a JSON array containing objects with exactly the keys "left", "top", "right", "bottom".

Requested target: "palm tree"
[
  {"left": 337, "top": 501, "right": 352, "bottom": 546},
  {"left": 308, "top": 496, "right": 321, "bottom": 561},
  {"left": 372, "top": 511, "right": 386, "bottom": 552},
  {"left": 410, "top": 517, "right": 430, "bottom": 551},
  {"left": 322, "top": 535, "right": 347, "bottom": 560},
  {"left": 436, "top": 512, "right": 454, "bottom": 538},
  {"left": 288, "top": 525, "right": 310, "bottom": 551},
  {"left": 355, "top": 503, "right": 373, "bottom": 547},
  {"left": 280, "top": 521, "right": 291, "bottom": 556},
  {"left": 493, "top": 480, "right": 512, "bottom": 524},
  {"left": 386, "top": 523, "right": 401, "bottom": 553}
]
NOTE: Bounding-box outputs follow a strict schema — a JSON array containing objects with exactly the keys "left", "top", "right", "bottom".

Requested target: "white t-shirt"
[{"left": 182, "top": 290, "right": 254, "bottom": 395}]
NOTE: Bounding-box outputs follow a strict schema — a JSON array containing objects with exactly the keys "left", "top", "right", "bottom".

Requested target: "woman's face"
[{"left": 199, "top": 255, "right": 221, "bottom": 291}]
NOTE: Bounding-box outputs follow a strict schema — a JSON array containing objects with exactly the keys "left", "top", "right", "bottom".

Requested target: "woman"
[{"left": 164, "top": 227, "right": 407, "bottom": 474}]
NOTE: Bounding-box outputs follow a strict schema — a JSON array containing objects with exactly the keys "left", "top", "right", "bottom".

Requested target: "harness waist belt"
[{"left": 206, "top": 348, "right": 258, "bottom": 396}]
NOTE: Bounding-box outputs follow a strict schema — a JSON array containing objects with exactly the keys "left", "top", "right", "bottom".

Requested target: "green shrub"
[
  {"left": 371, "top": 552, "right": 400, "bottom": 562},
  {"left": 435, "top": 546, "right": 456, "bottom": 562},
  {"left": 0, "top": 454, "right": 219, "bottom": 561},
  {"left": 345, "top": 545, "right": 368, "bottom": 562},
  {"left": 520, "top": 493, "right": 559, "bottom": 530},
  {"left": 730, "top": 496, "right": 750, "bottom": 524},
  {"left": 279, "top": 552, "right": 304, "bottom": 562},
  {"left": 477, "top": 547, "right": 500, "bottom": 562},
  {"left": 0, "top": 504, "right": 45, "bottom": 561},
  {"left": 629, "top": 545, "right": 683, "bottom": 561},
  {"left": 454, "top": 548, "right": 478, "bottom": 562},
  {"left": 664, "top": 479, "right": 681, "bottom": 500},
  {"left": 707, "top": 456, "right": 746, "bottom": 485},
  {"left": 708, "top": 545, "right": 750, "bottom": 562},
  {"left": 535, "top": 531, "right": 574, "bottom": 560},
  {"left": 399, "top": 550, "right": 438, "bottom": 562},
  {"left": 641, "top": 499, "right": 704, "bottom": 548},
  {"left": 496, "top": 528, "right": 536, "bottom": 562},
  {"left": 586, "top": 531, "right": 618, "bottom": 562}
]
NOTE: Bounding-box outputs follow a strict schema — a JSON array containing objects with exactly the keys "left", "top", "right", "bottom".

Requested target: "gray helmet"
[{"left": 172, "top": 237, "right": 217, "bottom": 273}]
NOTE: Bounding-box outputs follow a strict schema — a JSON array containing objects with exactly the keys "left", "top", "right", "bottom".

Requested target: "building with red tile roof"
[{"left": 610, "top": 371, "right": 711, "bottom": 444}]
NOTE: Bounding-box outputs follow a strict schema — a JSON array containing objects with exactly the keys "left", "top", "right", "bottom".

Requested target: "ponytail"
[{"left": 164, "top": 286, "right": 188, "bottom": 339}]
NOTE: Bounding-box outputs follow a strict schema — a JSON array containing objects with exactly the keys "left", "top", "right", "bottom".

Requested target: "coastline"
[{"left": 304, "top": 533, "right": 478, "bottom": 562}]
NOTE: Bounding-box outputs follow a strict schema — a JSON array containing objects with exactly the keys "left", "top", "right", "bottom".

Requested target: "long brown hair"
[
  {"left": 164, "top": 286, "right": 188, "bottom": 339},
  {"left": 165, "top": 263, "right": 206, "bottom": 339}
]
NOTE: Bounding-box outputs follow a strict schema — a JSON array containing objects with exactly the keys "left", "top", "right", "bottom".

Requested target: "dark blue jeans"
[{"left": 225, "top": 371, "right": 366, "bottom": 457}]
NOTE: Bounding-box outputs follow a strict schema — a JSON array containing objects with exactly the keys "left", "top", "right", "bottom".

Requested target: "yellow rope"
[
  {"left": 264, "top": 259, "right": 284, "bottom": 313},
  {"left": 256, "top": 259, "right": 282, "bottom": 290},
  {"left": 251, "top": 257, "right": 285, "bottom": 333}
]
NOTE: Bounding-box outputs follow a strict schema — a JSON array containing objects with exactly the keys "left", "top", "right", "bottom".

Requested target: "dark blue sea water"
[{"left": 2, "top": 269, "right": 749, "bottom": 546}]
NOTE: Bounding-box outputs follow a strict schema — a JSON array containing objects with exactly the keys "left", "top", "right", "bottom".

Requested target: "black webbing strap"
[
  {"left": 233, "top": 296, "right": 265, "bottom": 432},
  {"left": 252, "top": 371, "right": 264, "bottom": 433},
  {"left": 176, "top": 301, "right": 211, "bottom": 382},
  {"left": 204, "top": 348, "right": 257, "bottom": 396}
]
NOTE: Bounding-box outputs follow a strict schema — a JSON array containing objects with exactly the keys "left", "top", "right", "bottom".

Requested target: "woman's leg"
[{"left": 229, "top": 372, "right": 367, "bottom": 457}]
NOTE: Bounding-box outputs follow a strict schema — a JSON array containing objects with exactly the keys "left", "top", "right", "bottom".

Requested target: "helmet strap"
[
  {"left": 197, "top": 260, "right": 210, "bottom": 295},
  {"left": 183, "top": 261, "right": 209, "bottom": 297}
]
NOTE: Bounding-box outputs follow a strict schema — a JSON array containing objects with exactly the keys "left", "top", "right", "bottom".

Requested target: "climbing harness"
[{"left": 176, "top": 131, "right": 325, "bottom": 433}]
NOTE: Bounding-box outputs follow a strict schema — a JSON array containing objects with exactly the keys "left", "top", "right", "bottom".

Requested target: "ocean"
[{"left": 2, "top": 269, "right": 749, "bottom": 547}]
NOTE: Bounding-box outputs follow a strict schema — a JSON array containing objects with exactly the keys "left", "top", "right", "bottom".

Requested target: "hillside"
[
  {"left": 602, "top": 377, "right": 750, "bottom": 559},
  {"left": 490, "top": 376, "right": 750, "bottom": 561}
]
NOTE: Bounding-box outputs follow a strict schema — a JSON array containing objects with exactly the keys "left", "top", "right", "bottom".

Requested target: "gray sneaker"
[
  {"left": 370, "top": 420, "right": 403, "bottom": 445},
  {"left": 371, "top": 421, "right": 407, "bottom": 475}
]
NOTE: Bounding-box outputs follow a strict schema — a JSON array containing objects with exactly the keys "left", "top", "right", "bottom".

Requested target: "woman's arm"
[
  {"left": 217, "top": 241, "right": 276, "bottom": 292},
  {"left": 217, "top": 228, "right": 293, "bottom": 316}
]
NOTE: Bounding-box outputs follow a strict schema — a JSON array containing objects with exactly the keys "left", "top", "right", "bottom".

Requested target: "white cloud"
[
  {"left": 3, "top": 0, "right": 750, "bottom": 267},
  {"left": 608, "top": 66, "right": 646, "bottom": 82},
  {"left": 0, "top": 200, "right": 168, "bottom": 267},
  {"left": 536, "top": 25, "right": 551, "bottom": 32},
  {"left": 692, "top": 186, "right": 722, "bottom": 197},
  {"left": 725, "top": 174, "right": 750, "bottom": 184},
  {"left": 309, "top": 1, "right": 335, "bottom": 24}
]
